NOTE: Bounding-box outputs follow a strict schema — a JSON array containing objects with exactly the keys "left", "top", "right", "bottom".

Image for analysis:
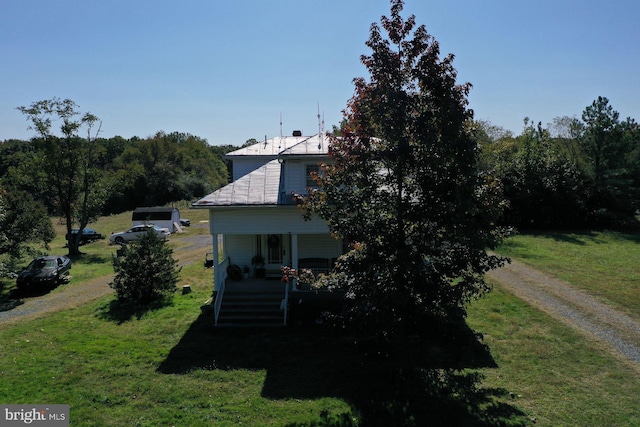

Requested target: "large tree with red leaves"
[{"left": 306, "top": 0, "right": 509, "bottom": 337}]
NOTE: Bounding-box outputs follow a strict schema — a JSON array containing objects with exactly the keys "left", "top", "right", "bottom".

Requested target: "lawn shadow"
[
  {"left": 158, "top": 313, "right": 528, "bottom": 426},
  {"left": 0, "top": 281, "right": 58, "bottom": 313},
  {"left": 96, "top": 298, "right": 172, "bottom": 324},
  {"left": 69, "top": 252, "right": 112, "bottom": 265},
  {"left": 0, "top": 279, "right": 21, "bottom": 313},
  {"left": 546, "top": 231, "right": 593, "bottom": 245},
  {"left": 544, "top": 229, "right": 640, "bottom": 246},
  {"left": 609, "top": 229, "right": 640, "bottom": 244},
  {"left": 521, "top": 230, "right": 596, "bottom": 245},
  {"left": 0, "top": 292, "right": 24, "bottom": 313}
]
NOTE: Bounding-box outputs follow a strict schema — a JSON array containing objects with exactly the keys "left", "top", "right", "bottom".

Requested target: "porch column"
[
  {"left": 290, "top": 233, "right": 299, "bottom": 291},
  {"left": 290, "top": 233, "right": 298, "bottom": 270},
  {"left": 212, "top": 233, "right": 220, "bottom": 292}
]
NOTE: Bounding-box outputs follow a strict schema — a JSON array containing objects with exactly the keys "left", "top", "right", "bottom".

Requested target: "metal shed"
[{"left": 132, "top": 207, "right": 181, "bottom": 233}]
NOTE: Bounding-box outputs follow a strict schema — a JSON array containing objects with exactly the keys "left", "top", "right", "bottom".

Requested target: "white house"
[{"left": 193, "top": 133, "right": 343, "bottom": 325}]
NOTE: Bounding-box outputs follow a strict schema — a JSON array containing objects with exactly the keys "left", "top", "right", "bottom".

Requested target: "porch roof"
[{"left": 193, "top": 159, "right": 282, "bottom": 207}]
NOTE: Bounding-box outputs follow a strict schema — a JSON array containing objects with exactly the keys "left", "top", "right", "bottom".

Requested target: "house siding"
[
  {"left": 283, "top": 160, "right": 303, "bottom": 195},
  {"left": 232, "top": 157, "right": 276, "bottom": 181},
  {"left": 208, "top": 207, "right": 329, "bottom": 235},
  {"left": 224, "top": 235, "right": 255, "bottom": 268},
  {"left": 298, "top": 234, "right": 342, "bottom": 259},
  {"left": 282, "top": 159, "right": 324, "bottom": 195}
]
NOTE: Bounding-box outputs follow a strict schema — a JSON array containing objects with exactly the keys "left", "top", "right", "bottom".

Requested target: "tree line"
[
  {"left": 0, "top": 98, "right": 237, "bottom": 266},
  {"left": 1, "top": 130, "right": 232, "bottom": 216},
  {"left": 476, "top": 96, "right": 640, "bottom": 230}
]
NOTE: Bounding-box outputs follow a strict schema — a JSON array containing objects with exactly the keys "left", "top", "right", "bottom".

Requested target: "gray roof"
[
  {"left": 279, "top": 134, "right": 329, "bottom": 157},
  {"left": 226, "top": 136, "right": 308, "bottom": 157},
  {"left": 193, "top": 134, "right": 332, "bottom": 208},
  {"left": 226, "top": 134, "right": 330, "bottom": 157},
  {"left": 193, "top": 159, "right": 282, "bottom": 207},
  {"left": 133, "top": 207, "right": 178, "bottom": 213}
]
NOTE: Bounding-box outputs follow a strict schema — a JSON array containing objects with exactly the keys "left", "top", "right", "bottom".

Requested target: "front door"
[{"left": 264, "top": 234, "right": 289, "bottom": 277}]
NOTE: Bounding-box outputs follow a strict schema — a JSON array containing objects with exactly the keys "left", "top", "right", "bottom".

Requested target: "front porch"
[
  {"left": 213, "top": 278, "right": 288, "bottom": 327},
  {"left": 211, "top": 275, "right": 343, "bottom": 327},
  {"left": 195, "top": 205, "right": 344, "bottom": 326}
]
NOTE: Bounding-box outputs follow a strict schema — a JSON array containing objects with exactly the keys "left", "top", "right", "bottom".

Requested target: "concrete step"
[
  {"left": 216, "top": 315, "right": 285, "bottom": 327},
  {"left": 223, "top": 292, "right": 283, "bottom": 300},
  {"left": 216, "top": 288, "right": 286, "bottom": 327}
]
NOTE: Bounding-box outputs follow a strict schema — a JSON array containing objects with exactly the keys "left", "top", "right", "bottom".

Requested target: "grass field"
[
  {"left": 1, "top": 221, "right": 640, "bottom": 425},
  {"left": 496, "top": 230, "right": 640, "bottom": 318},
  {"left": 467, "top": 284, "right": 640, "bottom": 426}
]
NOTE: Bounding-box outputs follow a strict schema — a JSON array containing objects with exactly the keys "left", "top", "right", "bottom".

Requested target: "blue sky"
[{"left": 1, "top": 0, "right": 638, "bottom": 145}]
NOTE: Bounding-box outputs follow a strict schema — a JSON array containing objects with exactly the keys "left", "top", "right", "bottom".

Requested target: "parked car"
[
  {"left": 180, "top": 218, "right": 191, "bottom": 227},
  {"left": 109, "top": 224, "right": 171, "bottom": 244},
  {"left": 16, "top": 256, "right": 72, "bottom": 289},
  {"left": 66, "top": 227, "right": 103, "bottom": 245}
]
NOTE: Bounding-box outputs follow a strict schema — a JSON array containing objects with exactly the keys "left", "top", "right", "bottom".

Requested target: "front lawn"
[
  {"left": 467, "top": 283, "right": 640, "bottom": 426},
  {"left": 1, "top": 223, "right": 639, "bottom": 425}
]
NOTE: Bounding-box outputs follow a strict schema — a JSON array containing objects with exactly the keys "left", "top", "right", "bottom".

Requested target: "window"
[
  {"left": 305, "top": 164, "right": 320, "bottom": 189},
  {"left": 266, "top": 234, "right": 283, "bottom": 264}
]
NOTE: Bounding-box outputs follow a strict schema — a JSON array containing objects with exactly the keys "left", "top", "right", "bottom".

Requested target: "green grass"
[
  {"left": 467, "top": 284, "right": 640, "bottom": 426},
  {"left": 0, "top": 264, "right": 354, "bottom": 426},
  {"left": 496, "top": 230, "right": 640, "bottom": 317},
  {"left": 2, "top": 218, "right": 640, "bottom": 425},
  {"left": 0, "top": 265, "right": 528, "bottom": 426},
  {"left": 2, "top": 207, "right": 211, "bottom": 296}
]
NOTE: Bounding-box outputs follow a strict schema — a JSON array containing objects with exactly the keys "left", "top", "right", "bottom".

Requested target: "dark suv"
[{"left": 66, "top": 228, "right": 103, "bottom": 245}]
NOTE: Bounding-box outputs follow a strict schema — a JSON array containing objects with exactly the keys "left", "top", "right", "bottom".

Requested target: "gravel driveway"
[
  {"left": 0, "top": 230, "right": 212, "bottom": 325},
  {"left": 488, "top": 258, "right": 640, "bottom": 368}
]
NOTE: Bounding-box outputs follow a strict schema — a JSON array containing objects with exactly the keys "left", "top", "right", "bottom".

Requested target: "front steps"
[{"left": 215, "top": 281, "right": 287, "bottom": 327}]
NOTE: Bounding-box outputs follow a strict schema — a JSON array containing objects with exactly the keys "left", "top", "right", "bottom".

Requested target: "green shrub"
[{"left": 110, "top": 230, "right": 181, "bottom": 308}]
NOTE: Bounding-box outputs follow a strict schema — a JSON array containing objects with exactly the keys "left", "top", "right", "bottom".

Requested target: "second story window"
[{"left": 306, "top": 164, "right": 320, "bottom": 189}]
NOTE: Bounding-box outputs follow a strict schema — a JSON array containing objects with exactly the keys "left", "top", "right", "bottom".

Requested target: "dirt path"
[
  {"left": 488, "top": 258, "right": 640, "bottom": 368},
  {"left": 0, "top": 232, "right": 211, "bottom": 325}
]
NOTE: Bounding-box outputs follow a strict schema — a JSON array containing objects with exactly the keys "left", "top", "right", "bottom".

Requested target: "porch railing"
[
  {"left": 283, "top": 280, "right": 290, "bottom": 325},
  {"left": 213, "top": 257, "right": 230, "bottom": 326}
]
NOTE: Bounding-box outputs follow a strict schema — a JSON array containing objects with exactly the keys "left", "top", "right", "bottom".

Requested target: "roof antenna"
[
  {"left": 279, "top": 112, "right": 283, "bottom": 150},
  {"left": 317, "top": 103, "right": 323, "bottom": 150}
]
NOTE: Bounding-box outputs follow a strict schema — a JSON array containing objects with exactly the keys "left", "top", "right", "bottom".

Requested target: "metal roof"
[
  {"left": 279, "top": 134, "right": 329, "bottom": 156},
  {"left": 193, "top": 159, "right": 282, "bottom": 207},
  {"left": 225, "top": 135, "right": 309, "bottom": 157},
  {"left": 133, "top": 207, "right": 178, "bottom": 213},
  {"left": 225, "top": 133, "right": 330, "bottom": 157},
  {"left": 193, "top": 134, "right": 333, "bottom": 208}
]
